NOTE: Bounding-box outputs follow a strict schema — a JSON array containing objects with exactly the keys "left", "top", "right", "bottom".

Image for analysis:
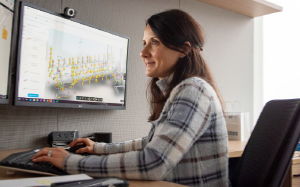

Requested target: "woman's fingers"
[
  {"left": 69, "top": 138, "right": 94, "bottom": 147},
  {"left": 75, "top": 147, "right": 89, "bottom": 154},
  {"left": 69, "top": 138, "right": 87, "bottom": 147},
  {"left": 32, "top": 155, "right": 51, "bottom": 162},
  {"left": 32, "top": 147, "right": 69, "bottom": 170},
  {"left": 32, "top": 148, "right": 51, "bottom": 159}
]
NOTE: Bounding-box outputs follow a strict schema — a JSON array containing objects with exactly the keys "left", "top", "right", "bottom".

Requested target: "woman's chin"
[{"left": 145, "top": 71, "right": 154, "bottom": 78}]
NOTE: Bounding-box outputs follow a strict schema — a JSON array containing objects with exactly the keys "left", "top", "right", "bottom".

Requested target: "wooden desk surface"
[
  {"left": 0, "top": 141, "right": 247, "bottom": 186},
  {"left": 228, "top": 141, "right": 247, "bottom": 158},
  {"left": 293, "top": 157, "right": 300, "bottom": 165}
]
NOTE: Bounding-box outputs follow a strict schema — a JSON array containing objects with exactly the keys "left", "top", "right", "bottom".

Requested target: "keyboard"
[{"left": 0, "top": 149, "right": 68, "bottom": 175}]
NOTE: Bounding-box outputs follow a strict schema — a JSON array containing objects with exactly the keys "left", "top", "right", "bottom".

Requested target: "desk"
[
  {"left": 292, "top": 157, "right": 300, "bottom": 187},
  {"left": 0, "top": 141, "right": 248, "bottom": 186},
  {"left": 227, "top": 140, "right": 247, "bottom": 158}
]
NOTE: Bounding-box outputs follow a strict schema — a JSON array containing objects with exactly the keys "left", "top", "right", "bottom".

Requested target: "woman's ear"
[{"left": 179, "top": 41, "right": 191, "bottom": 58}]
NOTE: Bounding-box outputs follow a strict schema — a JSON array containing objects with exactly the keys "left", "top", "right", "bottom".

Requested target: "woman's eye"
[{"left": 152, "top": 41, "right": 158, "bottom": 45}]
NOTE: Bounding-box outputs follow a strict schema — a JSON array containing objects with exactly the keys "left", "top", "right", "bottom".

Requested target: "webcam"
[{"left": 64, "top": 7, "right": 76, "bottom": 18}]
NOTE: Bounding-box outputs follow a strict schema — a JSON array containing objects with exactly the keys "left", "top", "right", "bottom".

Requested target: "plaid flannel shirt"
[{"left": 63, "top": 77, "right": 229, "bottom": 187}]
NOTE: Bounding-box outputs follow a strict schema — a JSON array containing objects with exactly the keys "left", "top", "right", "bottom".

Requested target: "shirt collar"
[{"left": 156, "top": 73, "right": 173, "bottom": 96}]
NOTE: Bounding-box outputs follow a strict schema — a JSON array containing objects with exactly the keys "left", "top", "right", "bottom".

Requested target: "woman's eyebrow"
[
  {"left": 142, "top": 37, "right": 159, "bottom": 43},
  {"left": 143, "top": 37, "right": 158, "bottom": 40}
]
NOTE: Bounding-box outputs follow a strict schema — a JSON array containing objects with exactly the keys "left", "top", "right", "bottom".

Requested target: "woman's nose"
[{"left": 140, "top": 46, "right": 150, "bottom": 58}]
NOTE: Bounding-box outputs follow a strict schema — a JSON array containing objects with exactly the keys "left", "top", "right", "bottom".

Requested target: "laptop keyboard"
[{"left": 0, "top": 149, "right": 68, "bottom": 175}]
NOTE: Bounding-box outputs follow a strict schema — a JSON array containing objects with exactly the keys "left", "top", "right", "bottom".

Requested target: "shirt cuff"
[
  {"left": 63, "top": 153, "right": 85, "bottom": 174},
  {"left": 94, "top": 142, "right": 107, "bottom": 154}
]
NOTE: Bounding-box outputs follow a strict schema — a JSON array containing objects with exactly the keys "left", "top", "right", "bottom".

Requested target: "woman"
[{"left": 32, "top": 9, "right": 228, "bottom": 187}]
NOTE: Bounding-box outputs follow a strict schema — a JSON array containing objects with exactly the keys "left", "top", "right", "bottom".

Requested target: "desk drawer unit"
[{"left": 292, "top": 163, "right": 300, "bottom": 187}]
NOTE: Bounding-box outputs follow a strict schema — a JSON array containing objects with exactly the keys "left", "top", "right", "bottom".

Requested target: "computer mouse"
[{"left": 68, "top": 144, "right": 88, "bottom": 154}]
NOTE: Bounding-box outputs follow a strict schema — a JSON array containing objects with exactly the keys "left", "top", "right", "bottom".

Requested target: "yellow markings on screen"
[{"left": 2, "top": 28, "right": 7, "bottom": 40}]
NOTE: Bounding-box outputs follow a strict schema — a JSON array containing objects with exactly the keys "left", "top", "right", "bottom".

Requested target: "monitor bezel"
[
  {"left": 14, "top": 2, "right": 129, "bottom": 110},
  {"left": 0, "top": 2, "right": 15, "bottom": 104}
]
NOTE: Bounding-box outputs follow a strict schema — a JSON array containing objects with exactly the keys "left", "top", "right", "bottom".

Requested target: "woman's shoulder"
[
  {"left": 182, "top": 76, "right": 207, "bottom": 84},
  {"left": 170, "top": 77, "right": 223, "bottom": 113},
  {"left": 169, "top": 77, "right": 214, "bottom": 100},
  {"left": 174, "top": 77, "right": 213, "bottom": 93}
]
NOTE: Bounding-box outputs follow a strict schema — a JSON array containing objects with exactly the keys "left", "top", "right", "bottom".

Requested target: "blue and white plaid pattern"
[{"left": 64, "top": 77, "right": 228, "bottom": 187}]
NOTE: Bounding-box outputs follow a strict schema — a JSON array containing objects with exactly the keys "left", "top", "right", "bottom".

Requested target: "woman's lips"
[{"left": 146, "top": 62, "right": 155, "bottom": 66}]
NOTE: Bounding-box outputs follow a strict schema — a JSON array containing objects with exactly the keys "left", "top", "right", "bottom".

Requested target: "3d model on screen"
[
  {"left": 43, "top": 28, "right": 127, "bottom": 104},
  {"left": 47, "top": 45, "right": 126, "bottom": 100}
]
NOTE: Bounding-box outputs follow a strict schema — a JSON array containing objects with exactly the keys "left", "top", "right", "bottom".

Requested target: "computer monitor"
[
  {"left": 0, "top": 1, "right": 13, "bottom": 104},
  {"left": 15, "top": 2, "right": 129, "bottom": 109}
]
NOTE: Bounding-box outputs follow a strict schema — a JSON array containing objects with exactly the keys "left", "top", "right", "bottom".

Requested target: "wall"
[
  {"left": 253, "top": 17, "right": 264, "bottom": 127},
  {"left": 181, "top": 0, "right": 257, "bottom": 127},
  {"left": 0, "top": 0, "right": 257, "bottom": 150}
]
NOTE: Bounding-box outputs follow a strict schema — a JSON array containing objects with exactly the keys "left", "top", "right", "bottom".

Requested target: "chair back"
[{"left": 230, "top": 99, "right": 300, "bottom": 187}]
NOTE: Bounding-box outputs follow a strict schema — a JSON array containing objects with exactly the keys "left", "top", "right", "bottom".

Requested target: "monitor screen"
[
  {"left": 0, "top": 0, "right": 14, "bottom": 10},
  {"left": 15, "top": 2, "right": 129, "bottom": 109},
  {"left": 0, "top": 2, "right": 13, "bottom": 104}
]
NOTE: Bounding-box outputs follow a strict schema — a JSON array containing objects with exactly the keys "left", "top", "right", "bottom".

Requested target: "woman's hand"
[
  {"left": 69, "top": 138, "right": 95, "bottom": 154},
  {"left": 31, "top": 147, "right": 69, "bottom": 170}
]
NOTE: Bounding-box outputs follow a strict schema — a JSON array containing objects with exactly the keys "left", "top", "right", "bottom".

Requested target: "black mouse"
[{"left": 68, "top": 144, "right": 88, "bottom": 154}]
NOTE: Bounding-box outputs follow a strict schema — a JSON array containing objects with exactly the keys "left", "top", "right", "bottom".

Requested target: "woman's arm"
[
  {"left": 63, "top": 79, "right": 216, "bottom": 180},
  {"left": 93, "top": 136, "right": 148, "bottom": 155}
]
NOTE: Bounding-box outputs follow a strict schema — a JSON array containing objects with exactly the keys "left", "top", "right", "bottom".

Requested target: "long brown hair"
[{"left": 146, "top": 9, "right": 224, "bottom": 121}]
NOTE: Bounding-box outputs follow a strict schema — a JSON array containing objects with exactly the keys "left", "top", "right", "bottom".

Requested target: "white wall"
[
  {"left": 254, "top": 17, "right": 264, "bottom": 127},
  {"left": 182, "top": 0, "right": 256, "bottom": 127}
]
